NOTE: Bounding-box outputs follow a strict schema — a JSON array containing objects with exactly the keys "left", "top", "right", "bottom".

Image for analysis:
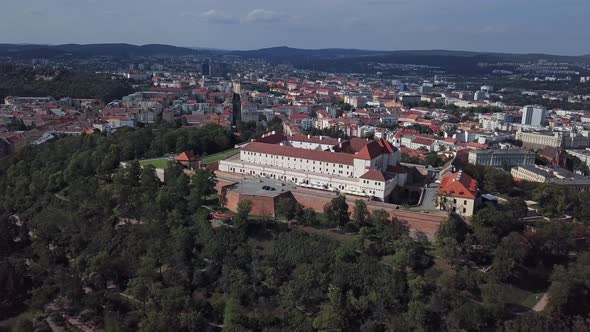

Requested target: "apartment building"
[{"left": 516, "top": 129, "right": 590, "bottom": 149}]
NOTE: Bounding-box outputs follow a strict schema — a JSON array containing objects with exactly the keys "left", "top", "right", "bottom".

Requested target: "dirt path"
[{"left": 532, "top": 293, "right": 549, "bottom": 312}]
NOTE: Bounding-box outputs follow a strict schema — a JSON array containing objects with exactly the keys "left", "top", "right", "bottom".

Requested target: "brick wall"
[
  {"left": 225, "top": 191, "right": 292, "bottom": 218},
  {"left": 292, "top": 188, "right": 445, "bottom": 239}
]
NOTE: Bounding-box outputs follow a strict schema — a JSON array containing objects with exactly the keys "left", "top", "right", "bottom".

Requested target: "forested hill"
[
  {"left": 0, "top": 43, "right": 202, "bottom": 58},
  {"left": 1, "top": 124, "right": 590, "bottom": 330},
  {"left": 0, "top": 66, "right": 134, "bottom": 103}
]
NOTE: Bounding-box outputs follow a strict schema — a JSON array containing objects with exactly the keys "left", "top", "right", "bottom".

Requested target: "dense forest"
[
  {"left": 0, "top": 65, "right": 134, "bottom": 102},
  {"left": 1, "top": 124, "right": 590, "bottom": 331}
]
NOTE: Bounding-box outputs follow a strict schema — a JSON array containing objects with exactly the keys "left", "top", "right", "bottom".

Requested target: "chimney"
[
  {"left": 308, "top": 134, "right": 311, "bottom": 139},
  {"left": 338, "top": 137, "right": 342, "bottom": 143},
  {"left": 272, "top": 130, "right": 276, "bottom": 135},
  {"left": 320, "top": 136, "right": 323, "bottom": 140}
]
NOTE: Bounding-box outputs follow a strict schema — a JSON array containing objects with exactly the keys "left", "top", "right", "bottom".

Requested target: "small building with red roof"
[
  {"left": 175, "top": 151, "right": 200, "bottom": 169},
  {"left": 437, "top": 171, "right": 480, "bottom": 217}
]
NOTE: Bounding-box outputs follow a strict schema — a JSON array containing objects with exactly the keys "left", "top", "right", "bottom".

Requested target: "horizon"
[
  {"left": 1, "top": 42, "right": 589, "bottom": 57},
  {"left": 1, "top": 0, "right": 589, "bottom": 56}
]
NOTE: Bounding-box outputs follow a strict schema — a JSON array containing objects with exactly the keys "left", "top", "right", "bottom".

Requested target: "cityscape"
[{"left": 2, "top": 3, "right": 590, "bottom": 331}]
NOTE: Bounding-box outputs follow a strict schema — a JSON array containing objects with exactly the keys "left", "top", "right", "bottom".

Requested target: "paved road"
[
  {"left": 532, "top": 293, "right": 549, "bottom": 312},
  {"left": 419, "top": 183, "right": 439, "bottom": 210}
]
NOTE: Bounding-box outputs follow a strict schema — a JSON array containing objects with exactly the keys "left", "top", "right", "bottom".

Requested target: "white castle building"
[{"left": 218, "top": 132, "right": 406, "bottom": 201}]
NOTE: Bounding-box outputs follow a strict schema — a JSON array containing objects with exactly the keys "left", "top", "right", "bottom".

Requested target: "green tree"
[
  {"left": 301, "top": 208, "right": 318, "bottom": 225},
  {"left": 236, "top": 199, "right": 253, "bottom": 223},
  {"left": 504, "top": 197, "right": 528, "bottom": 219},
  {"left": 324, "top": 195, "right": 350, "bottom": 229},
  {"left": 352, "top": 199, "right": 370, "bottom": 227},
  {"left": 491, "top": 232, "right": 529, "bottom": 282}
]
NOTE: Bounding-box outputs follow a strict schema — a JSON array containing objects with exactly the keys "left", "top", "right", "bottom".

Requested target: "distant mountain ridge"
[
  {"left": 0, "top": 43, "right": 588, "bottom": 68},
  {"left": 0, "top": 43, "right": 203, "bottom": 58}
]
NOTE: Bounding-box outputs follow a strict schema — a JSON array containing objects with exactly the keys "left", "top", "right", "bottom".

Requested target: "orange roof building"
[
  {"left": 437, "top": 171, "right": 480, "bottom": 217},
  {"left": 219, "top": 133, "right": 404, "bottom": 201},
  {"left": 175, "top": 151, "right": 200, "bottom": 169}
]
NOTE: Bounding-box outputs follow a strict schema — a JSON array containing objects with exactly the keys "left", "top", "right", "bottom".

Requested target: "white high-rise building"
[
  {"left": 521, "top": 105, "right": 547, "bottom": 127},
  {"left": 473, "top": 90, "right": 487, "bottom": 101}
]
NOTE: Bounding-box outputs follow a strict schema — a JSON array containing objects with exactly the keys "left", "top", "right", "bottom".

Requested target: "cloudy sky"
[{"left": 1, "top": 0, "right": 588, "bottom": 55}]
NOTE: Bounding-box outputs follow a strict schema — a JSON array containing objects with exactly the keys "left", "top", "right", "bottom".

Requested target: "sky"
[{"left": 1, "top": 0, "right": 588, "bottom": 55}]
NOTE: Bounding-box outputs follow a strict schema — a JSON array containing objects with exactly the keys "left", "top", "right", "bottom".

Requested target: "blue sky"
[{"left": 1, "top": 0, "right": 588, "bottom": 55}]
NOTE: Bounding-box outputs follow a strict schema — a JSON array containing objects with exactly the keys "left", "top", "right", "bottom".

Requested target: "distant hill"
[
  {"left": 0, "top": 43, "right": 201, "bottom": 58},
  {"left": 231, "top": 46, "right": 590, "bottom": 63},
  {"left": 231, "top": 46, "right": 391, "bottom": 59},
  {"left": 0, "top": 43, "right": 588, "bottom": 70}
]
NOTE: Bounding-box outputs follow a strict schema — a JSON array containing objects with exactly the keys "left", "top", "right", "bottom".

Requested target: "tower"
[{"left": 232, "top": 81, "right": 242, "bottom": 127}]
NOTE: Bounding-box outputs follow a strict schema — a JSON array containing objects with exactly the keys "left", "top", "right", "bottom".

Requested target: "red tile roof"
[
  {"left": 413, "top": 137, "right": 435, "bottom": 146},
  {"left": 176, "top": 151, "right": 196, "bottom": 162},
  {"left": 387, "top": 165, "right": 408, "bottom": 174},
  {"left": 360, "top": 169, "right": 386, "bottom": 181},
  {"left": 438, "top": 172, "right": 478, "bottom": 199},
  {"left": 290, "top": 113, "right": 310, "bottom": 119},
  {"left": 289, "top": 134, "right": 340, "bottom": 146},
  {"left": 257, "top": 132, "right": 288, "bottom": 144},
  {"left": 356, "top": 141, "right": 385, "bottom": 160},
  {"left": 243, "top": 142, "right": 356, "bottom": 165}
]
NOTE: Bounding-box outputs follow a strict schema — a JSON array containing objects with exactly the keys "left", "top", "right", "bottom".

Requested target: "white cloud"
[
  {"left": 242, "top": 9, "right": 289, "bottom": 24},
  {"left": 198, "top": 9, "right": 239, "bottom": 24}
]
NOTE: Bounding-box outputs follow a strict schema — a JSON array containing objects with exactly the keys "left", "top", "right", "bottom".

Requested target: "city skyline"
[{"left": 1, "top": 0, "right": 589, "bottom": 55}]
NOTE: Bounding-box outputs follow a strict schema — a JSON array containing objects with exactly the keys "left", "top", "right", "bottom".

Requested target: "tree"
[
  {"left": 546, "top": 253, "right": 590, "bottom": 317},
  {"left": 223, "top": 295, "right": 244, "bottom": 330},
  {"left": 301, "top": 208, "right": 318, "bottom": 225},
  {"left": 504, "top": 197, "right": 528, "bottom": 219},
  {"left": 236, "top": 199, "right": 253, "bottom": 223},
  {"left": 532, "top": 184, "right": 572, "bottom": 218},
  {"left": 277, "top": 197, "right": 299, "bottom": 220},
  {"left": 491, "top": 232, "right": 529, "bottom": 282},
  {"left": 313, "top": 285, "right": 346, "bottom": 330},
  {"left": 435, "top": 213, "right": 469, "bottom": 244},
  {"left": 425, "top": 152, "right": 444, "bottom": 167},
  {"left": 371, "top": 209, "right": 390, "bottom": 225},
  {"left": 189, "top": 169, "right": 217, "bottom": 209},
  {"left": 352, "top": 199, "right": 370, "bottom": 227},
  {"left": 324, "top": 195, "right": 350, "bottom": 229},
  {"left": 472, "top": 205, "right": 518, "bottom": 238}
]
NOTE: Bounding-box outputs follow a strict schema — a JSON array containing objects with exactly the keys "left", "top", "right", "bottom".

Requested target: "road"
[
  {"left": 419, "top": 183, "right": 439, "bottom": 211},
  {"left": 532, "top": 293, "right": 549, "bottom": 312}
]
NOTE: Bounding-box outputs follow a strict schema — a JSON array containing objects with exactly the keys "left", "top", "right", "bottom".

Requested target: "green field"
[
  {"left": 200, "top": 149, "right": 239, "bottom": 164},
  {"left": 139, "top": 158, "right": 172, "bottom": 169}
]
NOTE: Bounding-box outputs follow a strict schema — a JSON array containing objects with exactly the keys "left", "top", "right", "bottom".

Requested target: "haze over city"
[{"left": 1, "top": 0, "right": 589, "bottom": 54}]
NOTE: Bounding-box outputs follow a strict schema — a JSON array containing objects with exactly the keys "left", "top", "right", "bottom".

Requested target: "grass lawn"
[
  {"left": 200, "top": 149, "right": 239, "bottom": 164},
  {"left": 139, "top": 158, "right": 172, "bottom": 169}
]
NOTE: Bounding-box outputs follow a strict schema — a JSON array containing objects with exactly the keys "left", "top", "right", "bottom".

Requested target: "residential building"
[
  {"left": 516, "top": 129, "right": 590, "bottom": 149},
  {"left": 437, "top": 171, "right": 480, "bottom": 217},
  {"left": 521, "top": 105, "right": 547, "bottom": 127},
  {"left": 473, "top": 90, "right": 487, "bottom": 101}
]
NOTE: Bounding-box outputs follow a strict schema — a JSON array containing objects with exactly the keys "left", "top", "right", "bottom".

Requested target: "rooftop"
[
  {"left": 226, "top": 178, "right": 296, "bottom": 198},
  {"left": 243, "top": 142, "right": 356, "bottom": 165},
  {"left": 438, "top": 171, "right": 478, "bottom": 199}
]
